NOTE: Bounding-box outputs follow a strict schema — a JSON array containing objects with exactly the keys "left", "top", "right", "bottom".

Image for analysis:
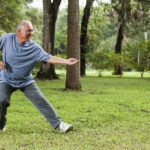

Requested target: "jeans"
[{"left": 0, "top": 82, "right": 61, "bottom": 129}]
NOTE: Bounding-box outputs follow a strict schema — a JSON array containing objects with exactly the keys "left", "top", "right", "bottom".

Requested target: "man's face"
[{"left": 18, "top": 24, "right": 34, "bottom": 42}]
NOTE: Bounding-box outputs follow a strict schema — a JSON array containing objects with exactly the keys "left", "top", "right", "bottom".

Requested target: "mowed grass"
[{"left": 1, "top": 74, "right": 150, "bottom": 150}]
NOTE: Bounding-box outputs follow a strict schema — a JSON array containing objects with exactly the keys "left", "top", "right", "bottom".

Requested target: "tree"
[
  {"left": 111, "top": 0, "right": 131, "bottom": 75},
  {"left": 65, "top": 0, "right": 81, "bottom": 90},
  {"left": 0, "top": 0, "right": 33, "bottom": 34},
  {"left": 88, "top": 50, "right": 124, "bottom": 77},
  {"left": 132, "top": 0, "right": 150, "bottom": 41},
  {"left": 80, "top": 0, "right": 94, "bottom": 76},
  {"left": 124, "top": 40, "right": 150, "bottom": 78},
  {"left": 36, "top": 0, "right": 61, "bottom": 80}
]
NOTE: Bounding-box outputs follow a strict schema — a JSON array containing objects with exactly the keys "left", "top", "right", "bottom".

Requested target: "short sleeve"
[{"left": 36, "top": 46, "right": 52, "bottom": 63}]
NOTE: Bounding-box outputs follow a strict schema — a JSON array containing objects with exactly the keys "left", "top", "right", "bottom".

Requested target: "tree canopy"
[{"left": 0, "top": 0, "right": 33, "bottom": 34}]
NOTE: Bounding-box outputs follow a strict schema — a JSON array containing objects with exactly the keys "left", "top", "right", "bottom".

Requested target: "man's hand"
[
  {"left": 66, "top": 58, "right": 79, "bottom": 65},
  {"left": 0, "top": 61, "right": 6, "bottom": 70}
]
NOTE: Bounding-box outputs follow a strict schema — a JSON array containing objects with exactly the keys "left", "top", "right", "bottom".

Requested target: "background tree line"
[{"left": 0, "top": 0, "right": 150, "bottom": 90}]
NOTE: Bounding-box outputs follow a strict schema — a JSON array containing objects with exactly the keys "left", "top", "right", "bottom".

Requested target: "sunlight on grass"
[{"left": 56, "top": 69, "right": 150, "bottom": 78}]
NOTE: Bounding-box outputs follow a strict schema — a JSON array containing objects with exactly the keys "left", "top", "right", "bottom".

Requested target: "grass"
[
  {"left": 1, "top": 72, "right": 150, "bottom": 149},
  {"left": 56, "top": 69, "right": 150, "bottom": 78}
]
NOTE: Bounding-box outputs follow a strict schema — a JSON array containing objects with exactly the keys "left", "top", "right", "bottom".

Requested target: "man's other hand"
[{"left": 0, "top": 61, "right": 6, "bottom": 70}]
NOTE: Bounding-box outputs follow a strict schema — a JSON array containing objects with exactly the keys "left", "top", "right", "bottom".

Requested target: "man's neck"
[{"left": 17, "top": 34, "right": 27, "bottom": 45}]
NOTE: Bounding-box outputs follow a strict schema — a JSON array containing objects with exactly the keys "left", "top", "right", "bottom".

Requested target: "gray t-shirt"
[{"left": 0, "top": 33, "right": 51, "bottom": 88}]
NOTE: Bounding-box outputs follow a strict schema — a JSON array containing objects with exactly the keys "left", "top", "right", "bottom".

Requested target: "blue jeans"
[{"left": 0, "top": 82, "right": 61, "bottom": 129}]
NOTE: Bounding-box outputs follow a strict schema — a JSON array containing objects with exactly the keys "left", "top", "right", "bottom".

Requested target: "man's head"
[{"left": 17, "top": 20, "right": 34, "bottom": 44}]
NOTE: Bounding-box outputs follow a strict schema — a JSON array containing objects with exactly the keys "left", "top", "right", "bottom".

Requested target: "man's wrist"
[{"left": 64, "top": 59, "right": 68, "bottom": 65}]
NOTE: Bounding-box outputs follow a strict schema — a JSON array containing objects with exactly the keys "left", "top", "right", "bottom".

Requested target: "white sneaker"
[
  {"left": 59, "top": 122, "right": 73, "bottom": 132},
  {"left": 0, "top": 127, "right": 5, "bottom": 131}
]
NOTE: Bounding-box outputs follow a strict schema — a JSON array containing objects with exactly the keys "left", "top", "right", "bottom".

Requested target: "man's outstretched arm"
[{"left": 47, "top": 56, "right": 79, "bottom": 66}]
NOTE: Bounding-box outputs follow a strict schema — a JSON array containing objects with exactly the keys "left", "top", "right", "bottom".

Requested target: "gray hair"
[{"left": 17, "top": 20, "right": 33, "bottom": 31}]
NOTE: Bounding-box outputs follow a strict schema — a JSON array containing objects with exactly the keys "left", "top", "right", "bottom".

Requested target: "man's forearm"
[
  {"left": 47, "top": 56, "right": 79, "bottom": 66},
  {"left": 47, "top": 56, "right": 68, "bottom": 64}
]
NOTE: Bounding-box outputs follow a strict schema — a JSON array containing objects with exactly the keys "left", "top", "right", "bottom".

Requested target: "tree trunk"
[
  {"left": 65, "top": 0, "right": 81, "bottom": 90},
  {"left": 36, "top": 0, "right": 61, "bottom": 80},
  {"left": 80, "top": 0, "right": 94, "bottom": 76},
  {"left": 114, "top": 0, "right": 128, "bottom": 75},
  {"left": 137, "top": 49, "right": 140, "bottom": 66},
  {"left": 114, "top": 20, "right": 125, "bottom": 75}
]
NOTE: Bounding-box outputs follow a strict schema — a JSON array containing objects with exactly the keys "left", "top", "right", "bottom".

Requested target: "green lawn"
[{"left": 0, "top": 73, "right": 150, "bottom": 150}]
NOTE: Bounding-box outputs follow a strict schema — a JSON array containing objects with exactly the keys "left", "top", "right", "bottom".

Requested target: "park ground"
[{"left": 0, "top": 71, "right": 150, "bottom": 150}]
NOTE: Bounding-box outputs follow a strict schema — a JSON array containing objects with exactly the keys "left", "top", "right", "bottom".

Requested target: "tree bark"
[
  {"left": 114, "top": 0, "right": 128, "bottom": 75},
  {"left": 114, "top": 20, "right": 125, "bottom": 75},
  {"left": 80, "top": 0, "right": 94, "bottom": 76},
  {"left": 36, "top": 0, "right": 61, "bottom": 80},
  {"left": 137, "top": 49, "right": 140, "bottom": 66},
  {"left": 65, "top": 0, "right": 81, "bottom": 90}
]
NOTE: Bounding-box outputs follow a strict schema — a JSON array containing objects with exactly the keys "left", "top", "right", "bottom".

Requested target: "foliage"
[
  {"left": 86, "top": 39, "right": 150, "bottom": 77},
  {"left": 87, "top": 5, "right": 105, "bottom": 52},
  {"left": 0, "top": 0, "right": 33, "bottom": 34},
  {"left": 24, "top": 7, "right": 43, "bottom": 45},
  {"left": 86, "top": 3, "right": 118, "bottom": 54},
  {"left": 97, "top": 35, "right": 117, "bottom": 52},
  {"left": 1, "top": 76, "right": 150, "bottom": 149},
  {"left": 87, "top": 50, "right": 124, "bottom": 76},
  {"left": 55, "top": 7, "right": 88, "bottom": 54},
  {"left": 55, "top": 8, "right": 68, "bottom": 53},
  {"left": 55, "top": 4, "right": 117, "bottom": 54},
  {"left": 124, "top": 40, "right": 150, "bottom": 78},
  {"left": 128, "top": 0, "right": 150, "bottom": 40},
  {"left": 108, "top": 0, "right": 150, "bottom": 43}
]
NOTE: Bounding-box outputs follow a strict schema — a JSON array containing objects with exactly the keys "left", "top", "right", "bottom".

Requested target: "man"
[{"left": 0, "top": 20, "right": 78, "bottom": 132}]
